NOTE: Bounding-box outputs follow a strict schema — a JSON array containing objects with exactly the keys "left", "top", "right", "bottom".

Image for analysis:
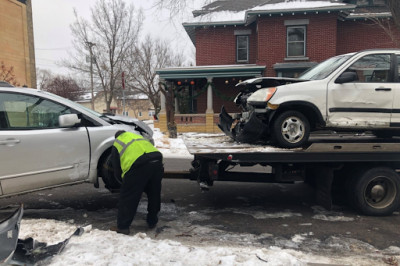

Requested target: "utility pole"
[
  {"left": 86, "top": 41, "right": 96, "bottom": 110},
  {"left": 122, "top": 71, "right": 126, "bottom": 116}
]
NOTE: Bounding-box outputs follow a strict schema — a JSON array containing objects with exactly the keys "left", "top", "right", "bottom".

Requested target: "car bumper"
[{"left": 218, "top": 106, "right": 270, "bottom": 143}]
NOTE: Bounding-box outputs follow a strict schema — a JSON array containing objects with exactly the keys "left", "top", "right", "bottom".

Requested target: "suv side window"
[
  {"left": 345, "top": 54, "right": 391, "bottom": 83},
  {"left": 397, "top": 55, "right": 400, "bottom": 80},
  {"left": 0, "top": 92, "right": 72, "bottom": 129}
]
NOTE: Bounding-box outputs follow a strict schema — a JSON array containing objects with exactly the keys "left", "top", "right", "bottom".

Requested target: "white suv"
[{"left": 219, "top": 49, "right": 400, "bottom": 148}]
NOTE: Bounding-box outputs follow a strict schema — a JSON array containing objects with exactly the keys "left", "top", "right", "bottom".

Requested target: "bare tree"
[
  {"left": 364, "top": 1, "right": 400, "bottom": 48},
  {"left": 124, "top": 34, "right": 184, "bottom": 137},
  {"left": 125, "top": 35, "right": 183, "bottom": 114},
  {"left": 153, "top": 0, "right": 210, "bottom": 18},
  {"left": 387, "top": 0, "right": 400, "bottom": 31},
  {"left": 66, "top": 0, "right": 143, "bottom": 112},
  {"left": 36, "top": 68, "right": 53, "bottom": 89},
  {"left": 0, "top": 61, "right": 20, "bottom": 86},
  {"left": 41, "top": 76, "right": 85, "bottom": 101}
]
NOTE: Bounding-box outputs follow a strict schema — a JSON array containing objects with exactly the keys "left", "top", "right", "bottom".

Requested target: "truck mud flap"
[
  {"left": 309, "top": 167, "right": 334, "bottom": 211},
  {"left": 218, "top": 106, "right": 234, "bottom": 138}
]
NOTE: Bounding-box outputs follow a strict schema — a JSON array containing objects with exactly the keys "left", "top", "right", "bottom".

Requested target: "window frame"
[
  {"left": 345, "top": 53, "right": 393, "bottom": 83},
  {"left": 236, "top": 35, "right": 249, "bottom": 63},
  {"left": 0, "top": 92, "right": 74, "bottom": 130},
  {"left": 286, "top": 25, "right": 307, "bottom": 58}
]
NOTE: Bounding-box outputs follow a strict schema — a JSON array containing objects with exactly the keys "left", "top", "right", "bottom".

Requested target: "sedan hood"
[{"left": 105, "top": 115, "right": 153, "bottom": 137}]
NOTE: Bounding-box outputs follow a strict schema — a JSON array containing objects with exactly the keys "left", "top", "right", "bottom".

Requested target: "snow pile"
[{"left": 16, "top": 219, "right": 361, "bottom": 266}]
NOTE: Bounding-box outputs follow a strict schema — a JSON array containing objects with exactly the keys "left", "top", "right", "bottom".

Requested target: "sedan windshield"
[
  {"left": 41, "top": 90, "right": 103, "bottom": 117},
  {"left": 299, "top": 53, "right": 353, "bottom": 80}
]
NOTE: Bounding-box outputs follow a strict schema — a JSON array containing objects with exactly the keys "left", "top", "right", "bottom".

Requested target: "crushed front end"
[{"left": 218, "top": 77, "right": 304, "bottom": 143}]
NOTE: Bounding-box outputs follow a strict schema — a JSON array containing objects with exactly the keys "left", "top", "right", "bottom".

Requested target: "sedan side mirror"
[
  {"left": 335, "top": 72, "right": 358, "bottom": 84},
  {"left": 59, "top": 114, "right": 81, "bottom": 127}
]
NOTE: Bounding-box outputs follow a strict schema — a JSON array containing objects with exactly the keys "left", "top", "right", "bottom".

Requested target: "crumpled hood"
[
  {"left": 105, "top": 115, "right": 153, "bottom": 137},
  {"left": 235, "top": 77, "right": 306, "bottom": 92}
]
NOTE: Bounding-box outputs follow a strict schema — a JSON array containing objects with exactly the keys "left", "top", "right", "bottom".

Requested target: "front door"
[
  {"left": 327, "top": 53, "right": 394, "bottom": 128},
  {"left": 0, "top": 92, "right": 90, "bottom": 196}
]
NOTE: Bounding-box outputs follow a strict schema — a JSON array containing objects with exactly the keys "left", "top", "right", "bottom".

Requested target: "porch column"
[
  {"left": 205, "top": 77, "right": 214, "bottom": 133},
  {"left": 158, "top": 79, "right": 167, "bottom": 132},
  {"left": 175, "top": 97, "right": 180, "bottom": 114},
  {"left": 206, "top": 77, "right": 213, "bottom": 113}
]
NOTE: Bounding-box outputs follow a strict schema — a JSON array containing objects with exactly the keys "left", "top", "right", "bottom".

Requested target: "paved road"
[{"left": 1, "top": 177, "right": 399, "bottom": 259}]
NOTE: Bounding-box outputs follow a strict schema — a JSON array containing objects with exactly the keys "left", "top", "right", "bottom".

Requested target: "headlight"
[{"left": 247, "top": 87, "right": 277, "bottom": 102}]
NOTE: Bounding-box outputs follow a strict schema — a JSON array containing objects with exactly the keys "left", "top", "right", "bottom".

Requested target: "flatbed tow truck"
[{"left": 177, "top": 132, "right": 400, "bottom": 216}]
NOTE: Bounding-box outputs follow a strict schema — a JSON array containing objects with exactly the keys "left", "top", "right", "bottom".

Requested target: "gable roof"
[
  {"left": 192, "top": 0, "right": 348, "bottom": 16},
  {"left": 183, "top": 0, "right": 356, "bottom": 44}
]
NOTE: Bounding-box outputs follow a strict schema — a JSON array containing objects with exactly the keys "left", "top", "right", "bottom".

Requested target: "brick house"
[{"left": 156, "top": 0, "right": 400, "bottom": 133}]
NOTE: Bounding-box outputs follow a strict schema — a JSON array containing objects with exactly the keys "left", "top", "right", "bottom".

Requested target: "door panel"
[
  {"left": 327, "top": 54, "right": 394, "bottom": 128},
  {"left": 0, "top": 92, "right": 90, "bottom": 195},
  {"left": 390, "top": 55, "right": 400, "bottom": 126}
]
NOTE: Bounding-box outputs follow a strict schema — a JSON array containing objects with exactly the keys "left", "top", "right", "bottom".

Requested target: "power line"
[{"left": 36, "top": 47, "right": 71, "bottom": 51}]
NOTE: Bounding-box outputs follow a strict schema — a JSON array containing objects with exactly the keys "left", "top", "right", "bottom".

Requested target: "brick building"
[
  {"left": 156, "top": 0, "right": 400, "bottom": 133},
  {"left": 0, "top": 0, "right": 36, "bottom": 88}
]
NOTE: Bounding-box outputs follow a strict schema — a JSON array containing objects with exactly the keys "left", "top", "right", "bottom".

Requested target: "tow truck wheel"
[
  {"left": 272, "top": 110, "right": 310, "bottom": 148},
  {"left": 349, "top": 167, "right": 400, "bottom": 216}
]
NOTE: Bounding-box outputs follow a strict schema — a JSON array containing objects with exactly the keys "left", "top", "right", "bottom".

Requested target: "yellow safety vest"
[{"left": 113, "top": 132, "right": 159, "bottom": 178}]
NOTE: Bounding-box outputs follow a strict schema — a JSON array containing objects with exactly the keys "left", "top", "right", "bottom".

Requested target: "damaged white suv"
[{"left": 219, "top": 49, "right": 400, "bottom": 148}]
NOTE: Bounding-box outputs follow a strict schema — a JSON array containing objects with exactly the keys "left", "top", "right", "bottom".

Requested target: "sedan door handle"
[
  {"left": 375, "top": 88, "right": 392, "bottom": 91},
  {"left": 0, "top": 139, "right": 21, "bottom": 145}
]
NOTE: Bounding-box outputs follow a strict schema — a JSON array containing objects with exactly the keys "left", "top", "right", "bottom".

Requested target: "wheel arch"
[{"left": 274, "top": 101, "right": 325, "bottom": 130}]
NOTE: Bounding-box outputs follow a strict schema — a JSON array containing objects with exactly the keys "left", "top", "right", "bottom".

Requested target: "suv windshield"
[{"left": 299, "top": 53, "right": 353, "bottom": 80}]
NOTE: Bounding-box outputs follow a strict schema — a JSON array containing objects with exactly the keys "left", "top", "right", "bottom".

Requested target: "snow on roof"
[{"left": 185, "top": 0, "right": 350, "bottom": 24}]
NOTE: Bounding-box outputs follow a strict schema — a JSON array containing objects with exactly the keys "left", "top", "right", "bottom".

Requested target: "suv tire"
[{"left": 272, "top": 110, "right": 310, "bottom": 148}]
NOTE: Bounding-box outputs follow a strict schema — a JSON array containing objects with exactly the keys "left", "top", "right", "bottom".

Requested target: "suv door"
[
  {"left": 326, "top": 53, "right": 394, "bottom": 128},
  {"left": 390, "top": 54, "right": 400, "bottom": 127},
  {"left": 0, "top": 92, "right": 90, "bottom": 196}
]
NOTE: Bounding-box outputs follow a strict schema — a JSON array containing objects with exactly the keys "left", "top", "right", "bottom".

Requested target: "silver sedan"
[{"left": 0, "top": 86, "right": 153, "bottom": 197}]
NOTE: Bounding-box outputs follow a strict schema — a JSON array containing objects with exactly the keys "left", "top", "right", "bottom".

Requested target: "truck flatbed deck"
[{"left": 184, "top": 132, "right": 400, "bottom": 216}]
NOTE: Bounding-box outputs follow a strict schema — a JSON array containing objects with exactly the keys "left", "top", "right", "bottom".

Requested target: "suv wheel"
[{"left": 272, "top": 110, "right": 310, "bottom": 148}]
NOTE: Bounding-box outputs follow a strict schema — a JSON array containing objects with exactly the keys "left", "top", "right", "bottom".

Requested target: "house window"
[
  {"left": 287, "top": 26, "right": 306, "bottom": 57},
  {"left": 138, "top": 111, "right": 142, "bottom": 117},
  {"left": 237, "top": 35, "right": 249, "bottom": 63}
]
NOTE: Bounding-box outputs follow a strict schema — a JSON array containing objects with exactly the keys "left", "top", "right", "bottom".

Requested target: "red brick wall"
[
  {"left": 337, "top": 20, "right": 400, "bottom": 54},
  {"left": 257, "top": 14, "right": 338, "bottom": 76},
  {"left": 196, "top": 24, "right": 257, "bottom": 65}
]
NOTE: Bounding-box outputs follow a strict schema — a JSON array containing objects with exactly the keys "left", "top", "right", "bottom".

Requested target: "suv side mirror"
[
  {"left": 335, "top": 72, "right": 358, "bottom": 84},
  {"left": 59, "top": 114, "right": 81, "bottom": 127}
]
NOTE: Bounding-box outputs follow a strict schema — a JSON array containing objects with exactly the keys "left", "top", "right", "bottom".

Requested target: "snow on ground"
[{"left": 13, "top": 124, "right": 400, "bottom": 265}]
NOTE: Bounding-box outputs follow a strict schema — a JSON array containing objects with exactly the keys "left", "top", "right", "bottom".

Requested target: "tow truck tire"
[
  {"left": 348, "top": 167, "right": 400, "bottom": 216},
  {"left": 272, "top": 110, "right": 310, "bottom": 148}
]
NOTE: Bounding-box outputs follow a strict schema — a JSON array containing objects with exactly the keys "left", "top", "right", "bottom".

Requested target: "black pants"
[{"left": 117, "top": 160, "right": 163, "bottom": 229}]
